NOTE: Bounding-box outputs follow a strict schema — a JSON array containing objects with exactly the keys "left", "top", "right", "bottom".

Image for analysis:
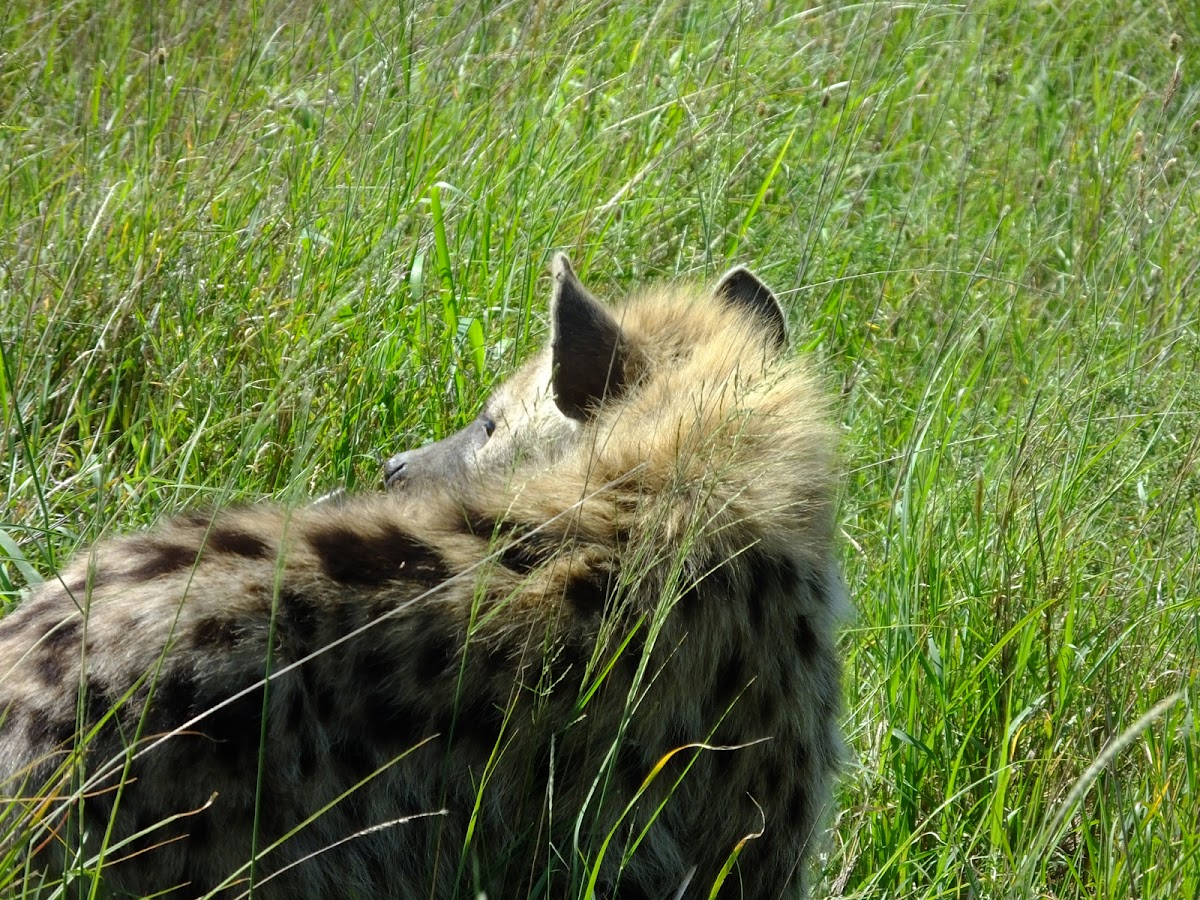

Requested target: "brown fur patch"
[
  {"left": 308, "top": 523, "right": 449, "bottom": 585},
  {"left": 40, "top": 618, "right": 80, "bottom": 653},
  {"left": 129, "top": 541, "right": 197, "bottom": 579},
  {"left": 207, "top": 528, "right": 271, "bottom": 559}
]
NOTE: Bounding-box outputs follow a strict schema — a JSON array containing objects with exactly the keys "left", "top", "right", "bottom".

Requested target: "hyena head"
[{"left": 384, "top": 253, "right": 788, "bottom": 493}]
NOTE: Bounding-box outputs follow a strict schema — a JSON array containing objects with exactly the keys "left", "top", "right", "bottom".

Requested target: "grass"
[{"left": 1, "top": 0, "right": 1198, "bottom": 896}]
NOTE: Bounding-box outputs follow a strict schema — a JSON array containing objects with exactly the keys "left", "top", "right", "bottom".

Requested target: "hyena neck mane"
[{"left": 390, "top": 253, "right": 839, "bottom": 618}]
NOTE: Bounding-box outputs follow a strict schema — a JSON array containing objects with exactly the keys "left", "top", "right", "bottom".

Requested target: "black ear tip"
[
  {"left": 552, "top": 253, "right": 576, "bottom": 282},
  {"left": 714, "top": 265, "right": 788, "bottom": 348},
  {"left": 719, "top": 267, "right": 766, "bottom": 299}
]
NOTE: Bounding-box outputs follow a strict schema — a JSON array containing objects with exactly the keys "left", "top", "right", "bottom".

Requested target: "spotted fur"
[{"left": 0, "top": 255, "right": 846, "bottom": 899}]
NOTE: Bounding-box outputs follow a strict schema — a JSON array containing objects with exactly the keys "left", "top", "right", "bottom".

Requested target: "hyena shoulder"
[{"left": 0, "top": 254, "right": 846, "bottom": 900}]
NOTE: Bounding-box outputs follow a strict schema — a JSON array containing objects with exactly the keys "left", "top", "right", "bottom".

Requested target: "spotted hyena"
[{"left": 0, "top": 254, "right": 845, "bottom": 899}]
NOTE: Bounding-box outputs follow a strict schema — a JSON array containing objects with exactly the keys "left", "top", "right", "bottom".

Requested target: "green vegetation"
[{"left": 2, "top": 1, "right": 1197, "bottom": 896}]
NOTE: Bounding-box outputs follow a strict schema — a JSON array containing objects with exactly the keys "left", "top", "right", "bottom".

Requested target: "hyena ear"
[
  {"left": 714, "top": 266, "right": 788, "bottom": 349},
  {"left": 550, "top": 254, "right": 630, "bottom": 421}
]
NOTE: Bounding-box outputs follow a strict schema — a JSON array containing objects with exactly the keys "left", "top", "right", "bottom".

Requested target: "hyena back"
[{"left": 0, "top": 255, "right": 846, "bottom": 899}]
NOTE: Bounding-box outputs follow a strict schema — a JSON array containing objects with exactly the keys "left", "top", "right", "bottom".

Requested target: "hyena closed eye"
[{"left": 0, "top": 255, "right": 846, "bottom": 899}]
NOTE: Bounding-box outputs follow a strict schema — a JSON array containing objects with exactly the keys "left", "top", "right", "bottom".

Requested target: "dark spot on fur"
[
  {"left": 297, "top": 736, "right": 321, "bottom": 778},
  {"left": 331, "top": 599, "right": 365, "bottom": 643},
  {"left": 359, "top": 645, "right": 398, "bottom": 684},
  {"left": 677, "top": 580, "right": 701, "bottom": 620},
  {"left": 193, "top": 616, "right": 239, "bottom": 650},
  {"left": 462, "top": 512, "right": 558, "bottom": 574},
  {"left": 40, "top": 618, "right": 80, "bottom": 652},
  {"left": 461, "top": 511, "right": 504, "bottom": 539},
  {"left": 683, "top": 561, "right": 732, "bottom": 623},
  {"left": 665, "top": 718, "right": 694, "bottom": 751},
  {"left": 794, "top": 615, "right": 817, "bottom": 659},
  {"left": 362, "top": 689, "right": 426, "bottom": 749},
  {"left": 362, "top": 853, "right": 396, "bottom": 890},
  {"left": 61, "top": 572, "right": 105, "bottom": 596},
  {"left": 744, "top": 553, "right": 770, "bottom": 628},
  {"left": 616, "top": 629, "right": 646, "bottom": 684},
  {"left": 476, "top": 638, "right": 511, "bottom": 677},
  {"left": 763, "top": 758, "right": 785, "bottom": 791},
  {"left": 788, "top": 785, "right": 811, "bottom": 830},
  {"left": 126, "top": 807, "right": 166, "bottom": 856},
  {"left": 448, "top": 693, "right": 505, "bottom": 757},
  {"left": 745, "top": 552, "right": 798, "bottom": 631},
  {"left": 187, "top": 810, "right": 212, "bottom": 846},
  {"left": 83, "top": 792, "right": 114, "bottom": 830},
  {"left": 564, "top": 569, "right": 612, "bottom": 617},
  {"left": 281, "top": 683, "right": 308, "bottom": 733},
  {"left": 301, "top": 666, "right": 340, "bottom": 720},
  {"left": 130, "top": 541, "right": 197, "bottom": 580},
  {"left": 496, "top": 540, "right": 554, "bottom": 575},
  {"left": 0, "top": 699, "right": 24, "bottom": 732},
  {"left": 152, "top": 668, "right": 199, "bottom": 727},
  {"left": 309, "top": 523, "right": 449, "bottom": 586},
  {"left": 242, "top": 580, "right": 271, "bottom": 605},
  {"left": 714, "top": 651, "right": 749, "bottom": 709},
  {"left": 205, "top": 687, "right": 266, "bottom": 769},
  {"left": 531, "top": 737, "right": 553, "bottom": 771},
  {"left": 713, "top": 744, "right": 739, "bottom": 780},
  {"left": 83, "top": 677, "right": 116, "bottom": 725},
  {"left": 795, "top": 567, "right": 820, "bottom": 601},
  {"left": 555, "top": 636, "right": 588, "bottom": 679},
  {"left": 794, "top": 744, "right": 811, "bottom": 772},
  {"left": 35, "top": 652, "right": 67, "bottom": 687},
  {"left": 25, "top": 708, "right": 73, "bottom": 747},
  {"left": 755, "top": 686, "right": 781, "bottom": 729},
  {"left": 332, "top": 736, "right": 377, "bottom": 775},
  {"left": 208, "top": 528, "right": 271, "bottom": 559},
  {"left": 819, "top": 689, "right": 841, "bottom": 725},
  {"left": 357, "top": 644, "right": 408, "bottom": 723},
  {"left": 617, "top": 741, "right": 653, "bottom": 791},
  {"left": 413, "top": 625, "right": 456, "bottom": 686},
  {"left": 179, "top": 510, "right": 217, "bottom": 529},
  {"left": 52, "top": 580, "right": 79, "bottom": 598}
]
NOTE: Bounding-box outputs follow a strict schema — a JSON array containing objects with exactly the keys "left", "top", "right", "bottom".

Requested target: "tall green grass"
[{"left": 1, "top": 0, "right": 1197, "bottom": 896}]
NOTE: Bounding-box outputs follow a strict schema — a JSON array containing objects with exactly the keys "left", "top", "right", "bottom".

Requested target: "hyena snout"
[{"left": 384, "top": 413, "right": 495, "bottom": 490}]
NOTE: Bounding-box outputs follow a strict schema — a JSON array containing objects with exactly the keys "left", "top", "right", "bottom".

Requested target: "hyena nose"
[
  {"left": 383, "top": 451, "right": 412, "bottom": 489},
  {"left": 383, "top": 416, "right": 491, "bottom": 491}
]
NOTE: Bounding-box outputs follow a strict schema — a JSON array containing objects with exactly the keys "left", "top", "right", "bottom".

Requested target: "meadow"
[{"left": 1, "top": 1, "right": 1197, "bottom": 896}]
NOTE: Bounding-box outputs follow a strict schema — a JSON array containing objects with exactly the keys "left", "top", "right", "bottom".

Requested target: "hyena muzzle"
[{"left": 0, "top": 254, "right": 846, "bottom": 899}]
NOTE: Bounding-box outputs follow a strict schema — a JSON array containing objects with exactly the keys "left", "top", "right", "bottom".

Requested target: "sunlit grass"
[{"left": 2, "top": 1, "right": 1198, "bottom": 897}]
